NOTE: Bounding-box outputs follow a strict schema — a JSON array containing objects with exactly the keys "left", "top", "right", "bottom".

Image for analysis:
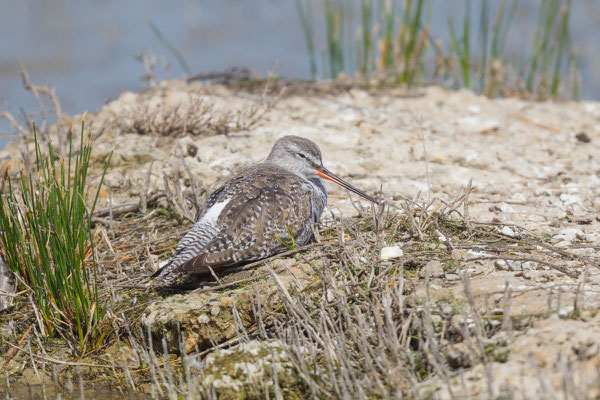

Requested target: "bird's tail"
[{"left": 151, "top": 262, "right": 186, "bottom": 287}]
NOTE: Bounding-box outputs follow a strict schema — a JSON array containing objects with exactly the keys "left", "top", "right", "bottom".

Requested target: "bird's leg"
[{"left": 310, "top": 221, "right": 321, "bottom": 243}]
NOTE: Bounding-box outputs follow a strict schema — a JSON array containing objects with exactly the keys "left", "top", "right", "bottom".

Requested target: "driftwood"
[{"left": 92, "top": 194, "right": 166, "bottom": 223}]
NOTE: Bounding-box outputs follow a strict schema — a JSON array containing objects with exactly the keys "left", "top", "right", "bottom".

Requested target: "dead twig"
[
  {"left": 93, "top": 193, "right": 166, "bottom": 221},
  {"left": 464, "top": 255, "right": 577, "bottom": 278}
]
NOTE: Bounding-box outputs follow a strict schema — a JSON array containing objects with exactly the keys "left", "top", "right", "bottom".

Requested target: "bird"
[{"left": 153, "top": 135, "right": 379, "bottom": 286}]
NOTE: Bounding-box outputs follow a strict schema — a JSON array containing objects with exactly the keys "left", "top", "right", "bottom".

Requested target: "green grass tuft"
[
  {"left": 0, "top": 121, "right": 113, "bottom": 354},
  {"left": 274, "top": 226, "right": 297, "bottom": 250}
]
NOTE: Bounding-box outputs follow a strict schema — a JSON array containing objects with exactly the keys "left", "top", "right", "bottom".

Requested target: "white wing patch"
[
  {"left": 172, "top": 198, "right": 231, "bottom": 261},
  {"left": 201, "top": 198, "right": 230, "bottom": 226}
]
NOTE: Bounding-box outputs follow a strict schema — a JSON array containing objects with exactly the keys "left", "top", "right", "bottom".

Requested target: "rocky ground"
[{"left": 1, "top": 78, "right": 599, "bottom": 398}]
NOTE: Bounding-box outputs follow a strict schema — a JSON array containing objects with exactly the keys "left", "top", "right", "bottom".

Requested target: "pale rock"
[
  {"left": 494, "top": 260, "right": 512, "bottom": 271},
  {"left": 467, "top": 105, "right": 481, "bottom": 114},
  {"left": 500, "top": 226, "right": 516, "bottom": 237},
  {"left": 445, "top": 274, "right": 460, "bottom": 282},
  {"left": 457, "top": 116, "right": 500, "bottom": 133},
  {"left": 380, "top": 246, "right": 404, "bottom": 261},
  {"left": 498, "top": 203, "right": 515, "bottom": 213},
  {"left": 418, "top": 260, "right": 445, "bottom": 279},
  {"left": 142, "top": 259, "right": 313, "bottom": 352},
  {"left": 553, "top": 228, "right": 584, "bottom": 243},
  {"left": 509, "top": 193, "right": 527, "bottom": 202},
  {"left": 201, "top": 340, "right": 303, "bottom": 398},
  {"left": 558, "top": 193, "right": 582, "bottom": 208}
]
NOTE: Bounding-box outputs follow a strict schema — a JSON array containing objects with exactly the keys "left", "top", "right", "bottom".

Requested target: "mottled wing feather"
[
  {"left": 154, "top": 164, "right": 319, "bottom": 285},
  {"left": 174, "top": 178, "right": 311, "bottom": 275}
]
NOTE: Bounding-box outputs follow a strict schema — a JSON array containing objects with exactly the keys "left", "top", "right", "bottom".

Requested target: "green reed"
[
  {"left": 295, "top": 0, "right": 578, "bottom": 99},
  {"left": 0, "top": 122, "right": 112, "bottom": 354}
]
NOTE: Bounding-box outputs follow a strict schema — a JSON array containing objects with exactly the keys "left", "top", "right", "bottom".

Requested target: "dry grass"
[
  {"left": 110, "top": 75, "right": 281, "bottom": 138},
  {"left": 2, "top": 180, "right": 597, "bottom": 398},
  {"left": 0, "top": 69, "right": 65, "bottom": 140}
]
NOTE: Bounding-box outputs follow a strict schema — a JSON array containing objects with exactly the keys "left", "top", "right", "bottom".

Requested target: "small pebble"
[
  {"left": 185, "top": 337, "right": 197, "bottom": 353},
  {"left": 197, "top": 314, "right": 210, "bottom": 324},
  {"left": 418, "top": 260, "right": 445, "bottom": 279},
  {"left": 575, "top": 132, "right": 591, "bottom": 143},
  {"left": 380, "top": 246, "right": 403, "bottom": 261},
  {"left": 501, "top": 226, "right": 516, "bottom": 237},
  {"left": 552, "top": 227, "right": 584, "bottom": 243},
  {"left": 494, "top": 260, "right": 511, "bottom": 271},
  {"left": 467, "top": 105, "right": 481, "bottom": 114}
]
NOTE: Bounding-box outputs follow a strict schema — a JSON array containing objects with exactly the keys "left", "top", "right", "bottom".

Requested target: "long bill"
[{"left": 315, "top": 167, "right": 380, "bottom": 205}]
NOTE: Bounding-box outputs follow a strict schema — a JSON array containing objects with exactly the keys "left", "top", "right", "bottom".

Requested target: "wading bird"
[{"left": 153, "top": 135, "right": 378, "bottom": 286}]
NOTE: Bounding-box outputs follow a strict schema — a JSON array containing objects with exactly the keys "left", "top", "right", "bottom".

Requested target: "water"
[{"left": 1, "top": 0, "right": 599, "bottom": 148}]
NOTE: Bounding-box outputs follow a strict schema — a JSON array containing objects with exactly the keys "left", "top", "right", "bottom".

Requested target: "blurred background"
[{"left": 1, "top": 0, "right": 599, "bottom": 148}]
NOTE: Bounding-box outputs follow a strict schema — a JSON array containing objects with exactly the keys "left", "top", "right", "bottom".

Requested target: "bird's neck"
[{"left": 309, "top": 178, "right": 327, "bottom": 198}]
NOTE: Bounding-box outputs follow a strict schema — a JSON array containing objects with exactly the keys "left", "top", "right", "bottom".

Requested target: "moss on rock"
[{"left": 201, "top": 339, "right": 307, "bottom": 400}]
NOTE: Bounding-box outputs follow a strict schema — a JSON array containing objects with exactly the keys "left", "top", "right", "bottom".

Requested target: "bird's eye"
[{"left": 297, "top": 153, "right": 307, "bottom": 159}]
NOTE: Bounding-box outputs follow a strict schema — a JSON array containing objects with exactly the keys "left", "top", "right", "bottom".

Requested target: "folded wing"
[{"left": 175, "top": 177, "right": 312, "bottom": 275}]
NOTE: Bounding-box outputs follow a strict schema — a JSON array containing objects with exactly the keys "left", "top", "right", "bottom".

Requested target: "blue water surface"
[{"left": 1, "top": 0, "right": 599, "bottom": 148}]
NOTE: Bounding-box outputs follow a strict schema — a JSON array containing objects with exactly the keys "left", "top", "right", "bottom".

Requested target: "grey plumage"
[{"left": 153, "top": 135, "right": 377, "bottom": 286}]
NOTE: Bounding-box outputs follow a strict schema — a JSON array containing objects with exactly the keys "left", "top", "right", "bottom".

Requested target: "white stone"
[
  {"left": 197, "top": 314, "right": 210, "bottom": 324},
  {"left": 466, "top": 249, "right": 491, "bottom": 257},
  {"left": 558, "top": 193, "right": 582, "bottom": 208},
  {"left": 380, "top": 246, "right": 404, "bottom": 261},
  {"left": 467, "top": 105, "right": 481, "bottom": 114},
  {"left": 553, "top": 228, "right": 584, "bottom": 243},
  {"left": 501, "top": 226, "right": 516, "bottom": 237},
  {"left": 509, "top": 193, "right": 527, "bottom": 202},
  {"left": 499, "top": 203, "right": 515, "bottom": 213},
  {"left": 457, "top": 116, "right": 500, "bottom": 133}
]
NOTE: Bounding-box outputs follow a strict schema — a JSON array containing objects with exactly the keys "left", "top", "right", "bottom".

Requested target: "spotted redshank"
[{"left": 153, "top": 135, "right": 378, "bottom": 286}]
